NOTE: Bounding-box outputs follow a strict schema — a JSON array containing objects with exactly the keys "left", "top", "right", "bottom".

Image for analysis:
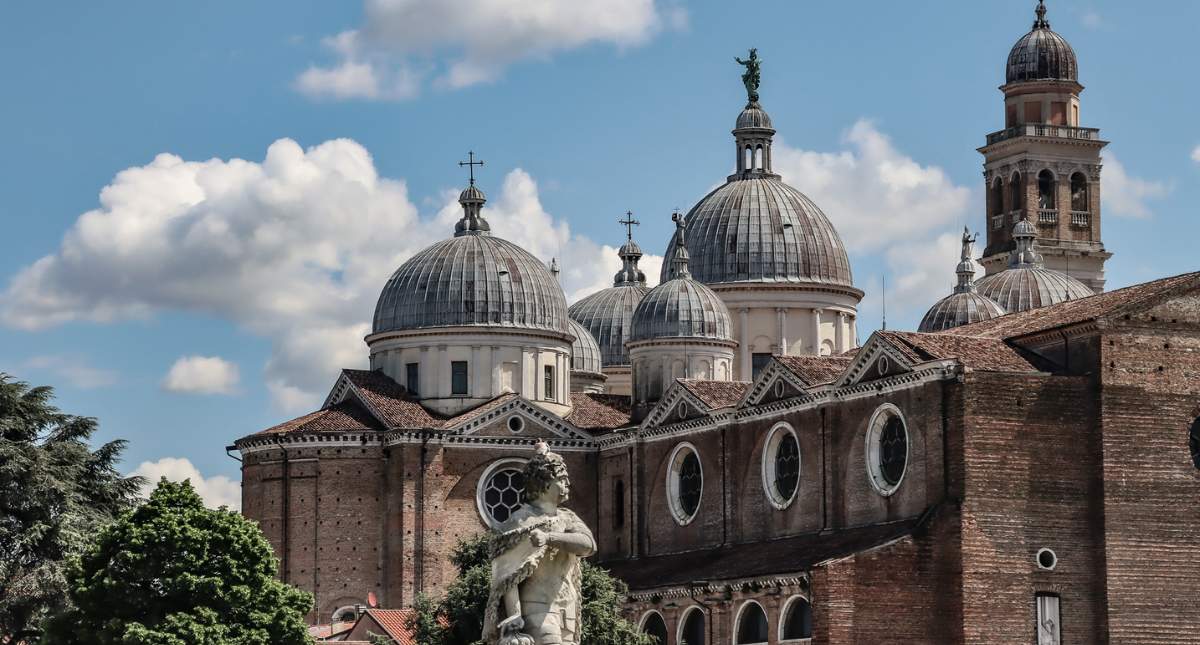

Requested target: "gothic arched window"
[
  {"left": 640, "top": 612, "right": 668, "bottom": 645},
  {"left": 1070, "top": 172, "right": 1089, "bottom": 212},
  {"left": 782, "top": 596, "right": 814, "bottom": 640},
  {"left": 679, "top": 607, "right": 706, "bottom": 645},
  {"left": 1038, "top": 169, "right": 1057, "bottom": 210},
  {"left": 735, "top": 601, "right": 769, "bottom": 644}
]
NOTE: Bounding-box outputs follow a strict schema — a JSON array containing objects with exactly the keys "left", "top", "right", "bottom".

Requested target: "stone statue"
[
  {"left": 482, "top": 442, "right": 596, "bottom": 645},
  {"left": 735, "top": 48, "right": 762, "bottom": 104}
]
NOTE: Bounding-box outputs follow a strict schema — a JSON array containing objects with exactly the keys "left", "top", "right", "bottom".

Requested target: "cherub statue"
[{"left": 482, "top": 442, "right": 596, "bottom": 645}]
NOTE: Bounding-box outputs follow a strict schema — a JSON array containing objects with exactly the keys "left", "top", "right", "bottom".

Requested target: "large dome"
[
  {"left": 372, "top": 185, "right": 569, "bottom": 336},
  {"left": 1006, "top": 2, "right": 1077, "bottom": 84},
  {"left": 661, "top": 177, "right": 854, "bottom": 286},
  {"left": 631, "top": 277, "right": 732, "bottom": 342},
  {"left": 568, "top": 319, "right": 603, "bottom": 375},
  {"left": 919, "top": 292, "right": 1007, "bottom": 333},
  {"left": 570, "top": 285, "right": 650, "bottom": 366},
  {"left": 976, "top": 267, "right": 1091, "bottom": 313}
]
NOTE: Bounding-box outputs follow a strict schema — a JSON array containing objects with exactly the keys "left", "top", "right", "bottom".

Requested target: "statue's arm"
[
  {"left": 546, "top": 530, "right": 596, "bottom": 557},
  {"left": 502, "top": 585, "right": 522, "bottom": 621}
]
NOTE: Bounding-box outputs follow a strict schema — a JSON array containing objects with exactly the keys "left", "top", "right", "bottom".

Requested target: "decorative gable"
[
  {"left": 836, "top": 335, "right": 916, "bottom": 387},
  {"left": 743, "top": 360, "right": 809, "bottom": 407},
  {"left": 448, "top": 396, "right": 594, "bottom": 443},
  {"left": 642, "top": 382, "right": 712, "bottom": 429}
]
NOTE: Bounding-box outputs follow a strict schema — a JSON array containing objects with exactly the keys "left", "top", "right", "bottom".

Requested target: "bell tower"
[{"left": 978, "top": 1, "right": 1111, "bottom": 293}]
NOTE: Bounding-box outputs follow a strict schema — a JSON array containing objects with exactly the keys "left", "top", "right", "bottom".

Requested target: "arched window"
[
  {"left": 1010, "top": 172, "right": 1024, "bottom": 212},
  {"left": 641, "top": 611, "right": 668, "bottom": 645},
  {"left": 744, "top": 146, "right": 753, "bottom": 172},
  {"left": 477, "top": 459, "right": 527, "bottom": 527},
  {"left": 667, "top": 443, "right": 703, "bottom": 525},
  {"left": 865, "top": 404, "right": 909, "bottom": 496},
  {"left": 332, "top": 605, "right": 359, "bottom": 624},
  {"left": 1189, "top": 417, "right": 1200, "bottom": 470},
  {"left": 755, "top": 144, "right": 764, "bottom": 170},
  {"left": 679, "top": 607, "right": 706, "bottom": 645},
  {"left": 735, "top": 601, "right": 769, "bottom": 644},
  {"left": 1070, "top": 172, "right": 1089, "bottom": 212},
  {"left": 1038, "top": 169, "right": 1056, "bottom": 210},
  {"left": 763, "top": 422, "right": 801, "bottom": 509},
  {"left": 989, "top": 178, "right": 1004, "bottom": 217},
  {"left": 781, "top": 596, "right": 813, "bottom": 640}
]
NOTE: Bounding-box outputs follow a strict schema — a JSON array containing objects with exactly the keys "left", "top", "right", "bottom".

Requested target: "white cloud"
[
  {"left": 1191, "top": 145, "right": 1200, "bottom": 164},
  {"left": 1082, "top": 11, "right": 1102, "bottom": 29},
  {"left": 295, "top": 0, "right": 683, "bottom": 100},
  {"left": 1102, "top": 152, "right": 1170, "bottom": 219},
  {"left": 131, "top": 457, "right": 241, "bottom": 510},
  {"left": 23, "top": 355, "right": 118, "bottom": 389},
  {"left": 1, "top": 138, "right": 644, "bottom": 413},
  {"left": 163, "top": 355, "right": 240, "bottom": 395},
  {"left": 773, "top": 120, "right": 973, "bottom": 254}
]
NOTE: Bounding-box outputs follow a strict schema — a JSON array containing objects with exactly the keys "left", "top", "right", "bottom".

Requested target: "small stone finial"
[
  {"left": 549, "top": 258, "right": 560, "bottom": 281},
  {"left": 1008, "top": 217, "right": 1044, "bottom": 268},
  {"left": 1033, "top": 0, "right": 1050, "bottom": 29}
]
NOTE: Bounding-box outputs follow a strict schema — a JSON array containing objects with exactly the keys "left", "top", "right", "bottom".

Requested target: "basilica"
[{"left": 233, "top": 3, "right": 1200, "bottom": 644}]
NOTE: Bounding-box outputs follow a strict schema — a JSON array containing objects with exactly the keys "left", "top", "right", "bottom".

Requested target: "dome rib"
[
  {"left": 630, "top": 278, "right": 733, "bottom": 343},
  {"left": 1006, "top": 2, "right": 1078, "bottom": 84}
]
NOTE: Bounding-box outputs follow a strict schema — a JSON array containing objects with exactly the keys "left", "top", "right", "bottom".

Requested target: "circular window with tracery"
[
  {"left": 477, "top": 459, "right": 527, "bottom": 527},
  {"left": 865, "top": 404, "right": 909, "bottom": 496},
  {"left": 762, "top": 422, "right": 801, "bottom": 509},
  {"left": 667, "top": 443, "right": 703, "bottom": 525}
]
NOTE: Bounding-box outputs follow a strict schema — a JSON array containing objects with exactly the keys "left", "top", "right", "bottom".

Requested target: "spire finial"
[
  {"left": 619, "top": 211, "right": 640, "bottom": 241},
  {"left": 954, "top": 227, "right": 980, "bottom": 293},
  {"left": 1007, "top": 216, "right": 1044, "bottom": 268},
  {"left": 458, "top": 150, "right": 484, "bottom": 186},
  {"left": 549, "top": 257, "right": 560, "bottom": 282},
  {"left": 669, "top": 210, "right": 691, "bottom": 279},
  {"left": 1034, "top": 0, "right": 1050, "bottom": 29}
]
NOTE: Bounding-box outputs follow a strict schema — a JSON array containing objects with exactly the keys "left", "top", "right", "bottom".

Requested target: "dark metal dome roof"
[
  {"left": 1006, "top": 2, "right": 1078, "bottom": 84},
  {"left": 373, "top": 187, "right": 569, "bottom": 336},
  {"left": 660, "top": 177, "right": 854, "bottom": 286},
  {"left": 919, "top": 292, "right": 1007, "bottom": 333},
  {"left": 569, "top": 283, "right": 650, "bottom": 366},
  {"left": 568, "top": 319, "right": 603, "bottom": 375},
  {"left": 630, "top": 277, "right": 732, "bottom": 342},
  {"left": 975, "top": 267, "right": 1091, "bottom": 314},
  {"left": 736, "top": 103, "right": 773, "bottom": 130}
]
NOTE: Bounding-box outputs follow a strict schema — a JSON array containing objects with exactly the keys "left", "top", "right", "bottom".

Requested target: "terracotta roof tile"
[
  {"left": 947, "top": 271, "right": 1200, "bottom": 340},
  {"left": 363, "top": 608, "right": 418, "bottom": 645},
  {"left": 775, "top": 355, "right": 854, "bottom": 386},
  {"left": 343, "top": 369, "right": 446, "bottom": 429},
  {"left": 258, "top": 401, "right": 382, "bottom": 435},
  {"left": 565, "top": 393, "right": 633, "bottom": 430},
  {"left": 879, "top": 331, "right": 1039, "bottom": 372},
  {"left": 444, "top": 393, "right": 520, "bottom": 427},
  {"left": 678, "top": 380, "right": 751, "bottom": 409},
  {"left": 605, "top": 508, "right": 936, "bottom": 590}
]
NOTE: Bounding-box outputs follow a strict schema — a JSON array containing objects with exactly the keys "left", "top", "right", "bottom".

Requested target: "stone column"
[
  {"left": 810, "top": 309, "right": 823, "bottom": 355},
  {"left": 489, "top": 345, "right": 501, "bottom": 396},
  {"left": 776, "top": 307, "right": 788, "bottom": 355},
  {"left": 471, "top": 345, "right": 483, "bottom": 398},
  {"left": 532, "top": 348, "right": 542, "bottom": 400},
  {"left": 836, "top": 312, "right": 846, "bottom": 353},
  {"left": 436, "top": 345, "right": 447, "bottom": 397},
  {"left": 739, "top": 308, "right": 750, "bottom": 379},
  {"left": 849, "top": 315, "right": 858, "bottom": 348}
]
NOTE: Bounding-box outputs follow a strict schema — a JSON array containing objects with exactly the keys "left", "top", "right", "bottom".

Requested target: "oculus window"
[
  {"left": 865, "top": 404, "right": 909, "bottom": 496},
  {"left": 477, "top": 460, "right": 526, "bottom": 527},
  {"left": 762, "top": 422, "right": 801, "bottom": 509},
  {"left": 667, "top": 443, "right": 703, "bottom": 525}
]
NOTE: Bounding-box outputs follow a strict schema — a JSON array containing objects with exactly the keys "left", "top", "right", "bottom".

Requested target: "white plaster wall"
[{"left": 628, "top": 340, "right": 736, "bottom": 409}]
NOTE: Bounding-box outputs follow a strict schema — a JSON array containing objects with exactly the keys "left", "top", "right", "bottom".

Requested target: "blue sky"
[{"left": 1, "top": 1, "right": 1196, "bottom": 505}]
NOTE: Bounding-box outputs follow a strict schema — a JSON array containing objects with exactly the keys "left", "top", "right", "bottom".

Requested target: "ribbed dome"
[
  {"left": 736, "top": 103, "right": 773, "bottom": 130},
  {"left": 569, "top": 284, "right": 650, "bottom": 366},
  {"left": 631, "top": 277, "right": 732, "bottom": 342},
  {"left": 373, "top": 232, "right": 569, "bottom": 335},
  {"left": 1006, "top": 2, "right": 1078, "bottom": 84},
  {"left": 661, "top": 178, "right": 854, "bottom": 286},
  {"left": 919, "top": 292, "right": 1007, "bottom": 333},
  {"left": 568, "top": 319, "right": 603, "bottom": 375},
  {"left": 975, "top": 267, "right": 1091, "bottom": 313}
]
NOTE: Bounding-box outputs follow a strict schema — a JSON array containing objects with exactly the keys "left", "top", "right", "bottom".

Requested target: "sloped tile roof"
[
  {"left": 444, "top": 393, "right": 519, "bottom": 427},
  {"left": 343, "top": 369, "right": 446, "bottom": 429},
  {"left": 775, "top": 355, "right": 854, "bottom": 386},
  {"left": 947, "top": 271, "right": 1200, "bottom": 340},
  {"left": 878, "top": 331, "right": 1039, "bottom": 372},
  {"left": 258, "top": 400, "right": 382, "bottom": 435},
  {"left": 565, "top": 393, "right": 633, "bottom": 430},
  {"left": 678, "top": 379, "right": 751, "bottom": 409},
  {"left": 363, "top": 608, "right": 418, "bottom": 645}
]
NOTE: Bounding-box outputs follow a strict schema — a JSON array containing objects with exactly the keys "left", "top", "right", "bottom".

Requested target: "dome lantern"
[
  {"left": 1005, "top": 1, "right": 1078, "bottom": 85},
  {"left": 918, "top": 228, "right": 1007, "bottom": 332}
]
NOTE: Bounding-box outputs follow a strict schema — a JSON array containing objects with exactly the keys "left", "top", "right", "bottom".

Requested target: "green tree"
[
  {"left": 43, "top": 479, "right": 314, "bottom": 645},
  {"left": 407, "top": 534, "right": 652, "bottom": 645},
  {"left": 0, "top": 373, "right": 142, "bottom": 644}
]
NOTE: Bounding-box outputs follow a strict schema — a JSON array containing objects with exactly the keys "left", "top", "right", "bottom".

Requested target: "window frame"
[
  {"left": 405, "top": 362, "right": 420, "bottom": 396},
  {"left": 667, "top": 442, "right": 703, "bottom": 526},
  {"left": 779, "top": 594, "right": 814, "bottom": 642},
  {"left": 544, "top": 364, "right": 555, "bottom": 402},
  {"left": 451, "top": 360, "right": 469, "bottom": 396},
  {"left": 677, "top": 606, "right": 707, "bottom": 645},
  {"left": 639, "top": 610, "right": 669, "bottom": 645},
  {"left": 733, "top": 599, "right": 770, "bottom": 645},
  {"left": 864, "top": 403, "right": 910, "bottom": 497},
  {"left": 762, "top": 422, "right": 801, "bottom": 510},
  {"left": 1035, "top": 592, "right": 1062, "bottom": 645},
  {"left": 476, "top": 458, "right": 528, "bottom": 528}
]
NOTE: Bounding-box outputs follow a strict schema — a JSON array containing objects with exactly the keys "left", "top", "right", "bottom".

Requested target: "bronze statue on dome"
[{"left": 735, "top": 48, "right": 762, "bottom": 104}]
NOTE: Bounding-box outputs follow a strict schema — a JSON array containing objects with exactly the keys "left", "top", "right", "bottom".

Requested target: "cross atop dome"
[
  {"left": 620, "top": 211, "right": 640, "bottom": 241},
  {"left": 454, "top": 151, "right": 490, "bottom": 237},
  {"left": 459, "top": 150, "right": 484, "bottom": 186}
]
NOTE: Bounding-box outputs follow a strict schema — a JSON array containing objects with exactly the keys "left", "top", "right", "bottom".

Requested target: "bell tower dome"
[{"left": 979, "top": 0, "right": 1111, "bottom": 293}]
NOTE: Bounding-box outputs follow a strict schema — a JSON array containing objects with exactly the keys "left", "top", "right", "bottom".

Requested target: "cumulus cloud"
[
  {"left": 2, "top": 139, "right": 646, "bottom": 412},
  {"left": 1081, "top": 11, "right": 1103, "bottom": 29},
  {"left": 131, "top": 457, "right": 241, "bottom": 510},
  {"left": 771, "top": 120, "right": 975, "bottom": 326},
  {"left": 163, "top": 355, "right": 240, "bottom": 395},
  {"left": 22, "top": 355, "right": 118, "bottom": 389},
  {"left": 1102, "top": 152, "right": 1170, "bottom": 219},
  {"left": 1191, "top": 145, "right": 1200, "bottom": 164},
  {"left": 295, "top": 0, "right": 684, "bottom": 100}
]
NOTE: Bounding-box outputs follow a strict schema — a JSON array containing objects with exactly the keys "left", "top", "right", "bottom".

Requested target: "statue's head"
[
  {"left": 523, "top": 441, "right": 570, "bottom": 505},
  {"left": 749, "top": 47, "right": 757, "bottom": 59}
]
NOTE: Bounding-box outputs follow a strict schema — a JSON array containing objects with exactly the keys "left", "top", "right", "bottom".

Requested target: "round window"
[
  {"left": 774, "top": 380, "right": 786, "bottom": 398},
  {"left": 667, "top": 443, "right": 703, "bottom": 525},
  {"left": 762, "top": 423, "right": 800, "bottom": 509},
  {"left": 1036, "top": 547, "right": 1058, "bottom": 571},
  {"left": 477, "top": 460, "right": 527, "bottom": 527},
  {"left": 865, "top": 404, "right": 909, "bottom": 496},
  {"left": 507, "top": 415, "right": 525, "bottom": 433}
]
